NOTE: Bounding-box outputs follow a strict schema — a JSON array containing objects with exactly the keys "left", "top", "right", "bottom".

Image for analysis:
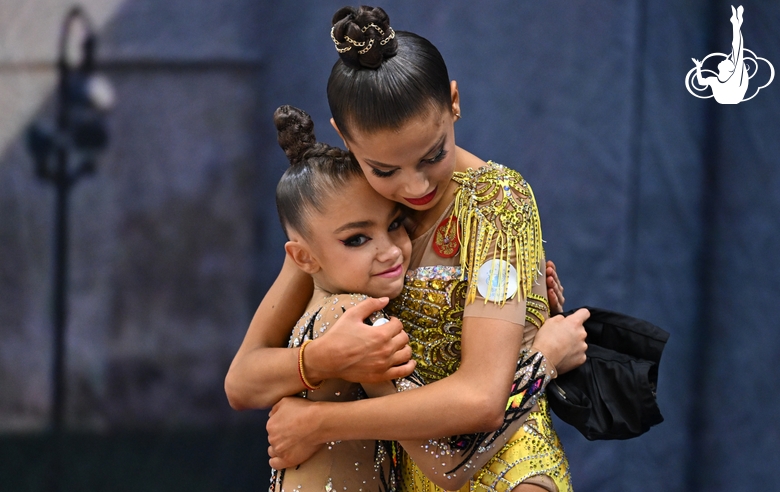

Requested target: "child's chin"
[
  {"left": 365, "top": 283, "right": 404, "bottom": 300},
  {"left": 386, "top": 284, "right": 404, "bottom": 299}
]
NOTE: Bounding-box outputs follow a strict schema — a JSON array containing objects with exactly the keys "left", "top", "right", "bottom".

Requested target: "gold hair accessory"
[
  {"left": 297, "top": 339, "right": 322, "bottom": 391},
  {"left": 331, "top": 25, "right": 395, "bottom": 54},
  {"left": 379, "top": 27, "right": 395, "bottom": 46},
  {"left": 331, "top": 26, "right": 352, "bottom": 53},
  {"left": 358, "top": 39, "right": 374, "bottom": 55},
  {"left": 344, "top": 34, "right": 365, "bottom": 47},
  {"left": 361, "top": 23, "right": 385, "bottom": 35}
]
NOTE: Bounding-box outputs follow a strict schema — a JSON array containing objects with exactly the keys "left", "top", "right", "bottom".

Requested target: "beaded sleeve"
[
  {"left": 390, "top": 349, "right": 555, "bottom": 487},
  {"left": 452, "top": 162, "right": 544, "bottom": 306}
]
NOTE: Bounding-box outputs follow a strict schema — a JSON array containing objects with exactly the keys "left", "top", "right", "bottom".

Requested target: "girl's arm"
[
  {"left": 267, "top": 309, "right": 589, "bottom": 468},
  {"left": 227, "top": 254, "right": 566, "bottom": 410},
  {"left": 363, "top": 349, "right": 552, "bottom": 489},
  {"left": 225, "top": 255, "right": 415, "bottom": 410},
  {"left": 225, "top": 255, "right": 312, "bottom": 409}
]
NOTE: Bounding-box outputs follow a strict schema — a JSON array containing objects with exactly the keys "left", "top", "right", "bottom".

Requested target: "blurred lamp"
[
  {"left": 25, "top": 5, "right": 113, "bottom": 436},
  {"left": 27, "top": 6, "right": 113, "bottom": 185}
]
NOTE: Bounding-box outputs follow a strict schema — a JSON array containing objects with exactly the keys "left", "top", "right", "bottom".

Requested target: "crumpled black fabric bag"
[{"left": 546, "top": 306, "right": 670, "bottom": 440}]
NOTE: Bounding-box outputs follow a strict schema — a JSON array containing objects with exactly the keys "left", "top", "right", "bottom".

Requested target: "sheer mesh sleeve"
[{"left": 386, "top": 350, "right": 555, "bottom": 488}]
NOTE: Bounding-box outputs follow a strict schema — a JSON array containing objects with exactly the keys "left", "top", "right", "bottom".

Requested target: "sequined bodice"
[
  {"left": 390, "top": 164, "right": 570, "bottom": 492},
  {"left": 387, "top": 266, "right": 467, "bottom": 384}
]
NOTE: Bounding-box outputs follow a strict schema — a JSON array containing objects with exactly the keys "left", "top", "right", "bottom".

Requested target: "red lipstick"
[{"left": 405, "top": 187, "right": 437, "bottom": 206}]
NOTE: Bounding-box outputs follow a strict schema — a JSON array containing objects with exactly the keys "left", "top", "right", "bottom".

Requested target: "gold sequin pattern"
[
  {"left": 387, "top": 164, "right": 567, "bottom": 490},
  {"left": 401, "top": 397, "right": 571, "bottom": 492},
  {"left": 388, "top": 268, "right": 567, "bottom": 490},
  {"left": 525, "top": 293, "right": 550, "bottom": 331},
  {"left": 387, "top": 267, "right": 467, "bottom": 384},
  {"left": 451, "top": 162, "right": 544, "bottom": 306}
]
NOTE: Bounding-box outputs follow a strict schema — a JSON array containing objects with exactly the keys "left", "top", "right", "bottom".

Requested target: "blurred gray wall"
[
  {"left": 0, "top": 0, "right": 270, "bottom": 430},
  {"left": 1, "top": 1, "right": 779, "bottom": 491}
]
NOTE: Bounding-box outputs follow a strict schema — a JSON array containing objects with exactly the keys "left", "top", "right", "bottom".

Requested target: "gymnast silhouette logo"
[{"left": 685, "top": 5, "right": 774, "bottom": 104}]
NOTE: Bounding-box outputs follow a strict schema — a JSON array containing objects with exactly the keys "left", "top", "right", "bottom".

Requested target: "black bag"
[{"left": 546, "top": 307, "right": 669, "bottom": 440}]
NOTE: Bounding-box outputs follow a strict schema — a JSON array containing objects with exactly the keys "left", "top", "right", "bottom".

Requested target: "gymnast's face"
[
  {"left": 332, "top": 83, "right": 461, "bottom": 215},
  {"left": 287, "top": 176, "right": 411, "bottom": 299}
]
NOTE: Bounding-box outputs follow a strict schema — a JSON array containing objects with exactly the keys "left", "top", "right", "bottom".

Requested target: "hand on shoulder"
[{"left": 306, "top": 296, "right": 415, "bottom": 384}]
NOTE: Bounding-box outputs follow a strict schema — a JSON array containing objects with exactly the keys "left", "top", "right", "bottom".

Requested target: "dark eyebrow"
[
  {"left": 365, "top": 135, "right": 446, "bottom": 169},
  {"left": 334, "top": 220, "right": 374, "bottom": 234},
  {"left": 334, "top": 206, "right": 402, "bottom": 235}
]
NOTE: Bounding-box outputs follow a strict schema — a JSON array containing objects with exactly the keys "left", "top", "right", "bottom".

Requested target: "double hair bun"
[
  {"left": 274, "top": 105, "right": 318, "bottom": 167},
  {"left": 330, "top": 6, "right": 397, "bottom": 69},
  {"left": 274, "top": 105, "right": 349, "bottom": 167}
]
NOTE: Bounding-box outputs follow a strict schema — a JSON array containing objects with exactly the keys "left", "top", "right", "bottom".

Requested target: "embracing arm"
[
  {"left": 225, "top": 255, "right": 415, "bottom": 410},
  {"left": 305, "top": 317, "right": 523, "bottom": 437},
  {"left": 225, "top": 255, "right": 314, "bottom": 410},
  {"left": 363, "top": 348, "right": 554, "bottom": 489},
  {"left": 267, "top": 309, "right": 589, "bottom": 468}
]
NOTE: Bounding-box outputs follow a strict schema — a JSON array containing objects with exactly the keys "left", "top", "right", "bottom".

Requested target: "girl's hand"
[
  {"left": 545, "top": 260, "right": 565, "bottom": 314},
  {"left": 267, "top": 396, "right": 324, "bottom": 469},
  {"left": 306, "top": 297, "right": 415, "bottom": 384},
  {"left": 533, "top": 308, "right": 589, "bottom": 375}
]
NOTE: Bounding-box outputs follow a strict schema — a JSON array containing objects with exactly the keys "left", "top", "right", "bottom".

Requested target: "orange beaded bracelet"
[{"left": 297, "top": 339, "right": 322, "bottom": 391}]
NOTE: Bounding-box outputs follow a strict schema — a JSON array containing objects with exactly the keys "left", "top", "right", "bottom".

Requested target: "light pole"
[{"left": 26, "top": 7, "right": 113, "bottom": 487}]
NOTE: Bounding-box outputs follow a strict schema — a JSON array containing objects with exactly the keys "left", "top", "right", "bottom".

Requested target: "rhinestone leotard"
[
  {"left": 387, "top": 163, "right": 572, "bottom": 492},
  {"left": 270, "top": 293, "right": 400, "bottom": 492}
]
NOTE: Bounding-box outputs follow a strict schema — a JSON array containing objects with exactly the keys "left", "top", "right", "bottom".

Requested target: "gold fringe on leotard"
[{"left": 451, "top": 162, "right": 544, "bottom": 306}]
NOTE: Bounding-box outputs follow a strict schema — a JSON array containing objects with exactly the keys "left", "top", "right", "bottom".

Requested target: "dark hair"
[
  {"left": 274, "top": 105, "right": 362, "bottom": 237},
  {"left": 327, "top": 6, "right": 451, "bottom": 139}
]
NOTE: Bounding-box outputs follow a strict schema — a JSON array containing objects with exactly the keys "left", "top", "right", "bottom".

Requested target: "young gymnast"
[{"left": 267, "top": 104, "right": 408, "bottom": 491}]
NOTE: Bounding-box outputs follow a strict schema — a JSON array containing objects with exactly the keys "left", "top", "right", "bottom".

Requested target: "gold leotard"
[{"left": 387, "top": 163, "right": 572, "bottom": 492}]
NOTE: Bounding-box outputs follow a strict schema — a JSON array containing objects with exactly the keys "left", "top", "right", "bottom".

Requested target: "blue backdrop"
[
  {"left": 252, "top": 1, "right": 780, "bottom": 490},
  {"left": 0, "top": 1, "right": 777, "bottom": 490}
]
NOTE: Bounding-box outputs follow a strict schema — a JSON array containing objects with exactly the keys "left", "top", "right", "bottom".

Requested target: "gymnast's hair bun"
[
  {"left": 274, "top": 105, "right": 317, "bottom": 167},
  {"left": 331, "top": 5, "right": 397, "bottom": 69}
]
